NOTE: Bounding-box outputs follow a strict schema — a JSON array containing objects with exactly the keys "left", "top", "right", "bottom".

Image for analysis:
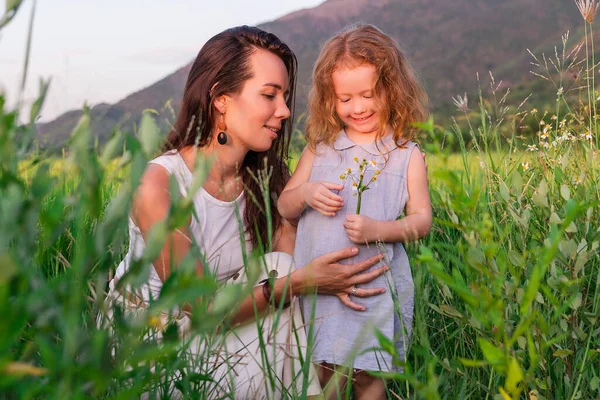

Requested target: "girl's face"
[
  {"left": 222, "top": 49, "right": 291, "bottom": 153},
  {"left": 332, "top": 63, "right": 382, "bottom": 140}
]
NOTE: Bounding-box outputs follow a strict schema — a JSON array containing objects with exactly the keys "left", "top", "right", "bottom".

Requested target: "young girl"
[{"left": 277, "top": 24, "right": 432, "bottom": 399}]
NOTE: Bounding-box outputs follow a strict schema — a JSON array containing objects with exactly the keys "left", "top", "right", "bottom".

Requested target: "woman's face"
[{"left": 222, "top": 49, "right": 291, "bottom": 153}]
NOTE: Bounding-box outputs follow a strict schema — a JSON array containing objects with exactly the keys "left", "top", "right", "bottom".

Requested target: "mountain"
[{"left": 36, "top": 0, "right": 585, "bottom": 147}]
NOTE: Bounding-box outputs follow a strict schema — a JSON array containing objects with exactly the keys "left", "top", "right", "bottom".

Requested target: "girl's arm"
[
  {"left": 277, "top": 146, "right": 314, "bottom": 219},
  {"left": 376, "top": 148, "right": 431, "bottom": 241},
  {"left": 344, "top": 149, "right": 432, "bottom": 243},
  {"left": 277, "top": 146, "right": 344, "bottom": 219}
]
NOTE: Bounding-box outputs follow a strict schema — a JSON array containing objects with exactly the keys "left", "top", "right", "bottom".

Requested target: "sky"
[{"left": 0, "top": 0, "right": 325, "bottom": 122}]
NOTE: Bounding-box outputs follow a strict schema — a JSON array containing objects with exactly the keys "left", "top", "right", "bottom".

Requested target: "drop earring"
[{"left": 217, "top": 113, "right": 227, "bottom": 145}]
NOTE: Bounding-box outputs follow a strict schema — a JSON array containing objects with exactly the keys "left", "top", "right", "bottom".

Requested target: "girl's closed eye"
[
  {"left": 263, "top": 93, "right": 276, "bottom": 100},
  {"left": 339, "top": 97, "right": 351, "bottom": 103}
]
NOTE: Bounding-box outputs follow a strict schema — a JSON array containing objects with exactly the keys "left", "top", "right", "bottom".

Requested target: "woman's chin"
[{"left": 249, "top": 142, "right": 275, "bottom": 153}]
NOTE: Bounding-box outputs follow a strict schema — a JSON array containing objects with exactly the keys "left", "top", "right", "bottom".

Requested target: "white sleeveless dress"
[{"left": 100, "top": 150, "right": 321, "bottom": 399}]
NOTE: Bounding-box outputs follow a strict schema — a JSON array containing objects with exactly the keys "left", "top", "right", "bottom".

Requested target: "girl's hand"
[
  {"left": 292, "top": 247, "right": 388, "bottom": 311},
  {"left": 344, "top": 214, "right": 380, "bottom": 244},
  {"left": 302, "top": 181, "right": 344, "bottom": 216}
]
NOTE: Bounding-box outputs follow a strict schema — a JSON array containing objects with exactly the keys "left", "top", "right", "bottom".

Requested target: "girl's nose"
[{"left": 353, "top": 100, "right": 367, "bottom": 114}]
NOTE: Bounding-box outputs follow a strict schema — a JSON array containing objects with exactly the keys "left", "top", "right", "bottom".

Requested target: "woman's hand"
[
  {"left": 291, "top": 247, "right": 388, "bottom": 311},
  {"left": 302, "top": 181, "right": 344, "bottom": 217}
]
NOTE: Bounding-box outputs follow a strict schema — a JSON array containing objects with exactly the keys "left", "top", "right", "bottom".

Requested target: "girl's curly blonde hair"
[{"left": 305, "top": 23, "right": 429, "bottom": 149}]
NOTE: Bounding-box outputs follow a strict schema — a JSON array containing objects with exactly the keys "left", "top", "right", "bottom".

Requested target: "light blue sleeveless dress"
[{"left": 295, "top": 129, "right": 417, "bottom": 372}]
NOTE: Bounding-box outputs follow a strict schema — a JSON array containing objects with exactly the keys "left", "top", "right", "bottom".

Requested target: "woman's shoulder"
[{"left": 149, "top": 149, "right": 182, "bottom": 174}]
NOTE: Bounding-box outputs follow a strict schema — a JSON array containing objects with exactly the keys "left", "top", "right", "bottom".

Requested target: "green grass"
[{"left": 2, "top": 4, "right": 600, "bottom": 399}]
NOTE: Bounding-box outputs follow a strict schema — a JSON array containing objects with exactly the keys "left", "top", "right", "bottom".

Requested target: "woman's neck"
[
  {"left": 179, "top": 140, "right": 247, "bottom": 201},
  {"left": 180, "top": 140, "right": 246, "bottom": 179}
]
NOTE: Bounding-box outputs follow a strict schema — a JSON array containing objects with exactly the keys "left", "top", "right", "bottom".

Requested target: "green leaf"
[
  {"left": 532, "top": 179, "right": 549, "bottom": 208},
  {"left": 565, "top": 222, "right": 577, "bottom": 233},
  {"left": 508, "top": 250, "right": 524, "bottom": 267},
  {"left": 505, "top": 357, "right": 523, "bottom": 395},
  {"left": 559, "top": 239, "right": 577, "bottom": 259},
  {"left": 520, "top": 262, "right": 542, "bottom": 315},
  {"left": 511, "top": 171, "right": 523, "bottom": 194},
  {"left": 499, "top": 180, "right": 510, "bottom": 202},
  {"left": 535, "top": 291, "right": 544, "bottom": 305},
  {"left": 549, "top": 212, "right": 562, "bottom": 224},
  {"left": 459, "top": 358, "right": 488, "bottom": 367},
  {"left": 554, "top": 166, "right": 563, "bottom": 184},
  {"left": 374, "top": 328, "right": 397, "bottom": 357},
  {"left": 211, "top": 284, "right": 242, "bottom": 315},
  {"left": 574, "top": 251, "right": 589, "bottom": 275},
  {"left": 467, "top": 246, "right": 485, "bottom": 267},
  {"left": 100, "top": 128, "right": 124, "bottom": 164},
  {"left": 141, "top": 220, "right": 169, "bottom": 264},
  {"left": 570, "top": 293, "right": 582, "bottom": 310},
  {"left": 439, "top": 304, "right": 464, "bottom": 318},
  {"left": 28, "top": 78, "right": 50, "bottom": 124},
  {"left": 552, "top": 349, "right": 573, "bottom": 358},
  {"left": 560, "top": 184, "right": 570, "bottom": 201},
  {"left": 478, "top": 338, "right": 505, "bottom": 365},
  {"left": 0, "top": 253, "right": 17, "bottom": 283},
  {"left": 138, "top": 113, "right": 161, "bottom": 158}
]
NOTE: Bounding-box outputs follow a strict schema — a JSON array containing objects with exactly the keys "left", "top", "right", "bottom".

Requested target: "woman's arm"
[
  {"left": 132, "top": 164, "right": 202, "bottom": 280},
  {"left": 272, "top": 217, "right": 297, "bottom": 254},
  {"left": 228, "top": 247, "right": 389, "bottom": 327}
]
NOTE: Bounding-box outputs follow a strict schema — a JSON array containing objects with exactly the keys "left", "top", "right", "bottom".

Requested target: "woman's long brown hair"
[{"left": 165, "top": 26, "right": 297, "bottom": 248}]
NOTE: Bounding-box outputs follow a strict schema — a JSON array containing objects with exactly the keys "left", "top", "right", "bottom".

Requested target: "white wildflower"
[
  {"left": 452, "top": 93, "right": 469, "bottom": 112},
  {"left": 575, "top": 0, "right": 600, "bottom": 23}
]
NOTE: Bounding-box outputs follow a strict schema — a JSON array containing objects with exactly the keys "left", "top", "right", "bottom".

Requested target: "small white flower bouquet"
[{"left": 339, "top": 157, "right": 380, "bottom": 214}]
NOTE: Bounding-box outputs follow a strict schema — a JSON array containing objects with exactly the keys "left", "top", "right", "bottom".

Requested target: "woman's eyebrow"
[
  {"left": 263, "top": 83, "right": 290, "bottom": 96},
  {"left": 263, "top": 83, "right": 283, "bottom": 90}
]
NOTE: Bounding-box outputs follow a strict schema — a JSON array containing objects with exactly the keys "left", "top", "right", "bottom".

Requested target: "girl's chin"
[{"left": 346, "top": 125, "right": 379, "bottom": 136}]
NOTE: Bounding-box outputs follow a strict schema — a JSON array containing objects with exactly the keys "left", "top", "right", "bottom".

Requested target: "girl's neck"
[{"left": 345, "top": 124, "right": 393, "bottom": 145}]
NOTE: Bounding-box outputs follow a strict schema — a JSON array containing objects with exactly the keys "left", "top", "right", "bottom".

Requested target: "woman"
[{"left": 101, "top": 26, "right": 388, "bottom": 398}]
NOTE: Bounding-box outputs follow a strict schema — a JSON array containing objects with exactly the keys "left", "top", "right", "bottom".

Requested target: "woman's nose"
[{"left": 276, "top": 100, "right": 291, "bottom": 120}]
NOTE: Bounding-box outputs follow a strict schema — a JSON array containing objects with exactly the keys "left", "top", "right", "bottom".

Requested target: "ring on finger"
[{"left": 350, "top": 285, "right": 358, "bottom": 296}]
